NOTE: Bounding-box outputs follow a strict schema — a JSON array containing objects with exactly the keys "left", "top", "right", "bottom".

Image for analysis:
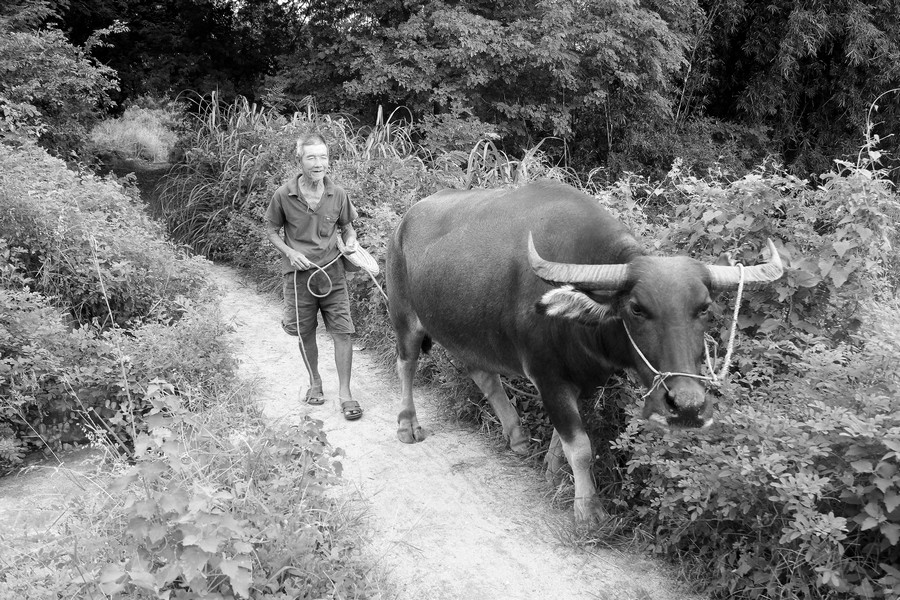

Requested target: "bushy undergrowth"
[
  {"left": 0, "top": 141, "right": 225, "bottom": 471},
  {"left": 604, "top": 153, "right": 900, "bottom": 599},
  {"left": 0, "top": 283, "right": 237, "bottom": 473},
  {"left": 0, "top": 142, "right": 212, "bottom": 329},
  {"left": 90, "top": 101, "right": 182, "bottom": 162},
  {"left": 159, "top": 92, "right": 900, "bottom": 599},
  {"left": 2, "top": 382, "right": 371, "bottom": 599}
]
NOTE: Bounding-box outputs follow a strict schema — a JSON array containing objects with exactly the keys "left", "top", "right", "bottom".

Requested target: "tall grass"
[{"left": 90, "top": 104, "right": 180, "bottom": 162}]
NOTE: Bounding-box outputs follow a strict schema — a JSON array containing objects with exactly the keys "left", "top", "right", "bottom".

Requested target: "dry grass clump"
[{"left": 90, "top": 104, "right": 181, "bottom": 162}]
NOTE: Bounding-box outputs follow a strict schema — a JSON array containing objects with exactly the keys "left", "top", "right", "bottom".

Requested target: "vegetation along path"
[{"left": 213, "top": 262, "right": 703, "bottom": 600}]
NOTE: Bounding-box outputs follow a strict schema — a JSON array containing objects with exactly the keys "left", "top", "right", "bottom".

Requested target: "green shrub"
[
  {"left": 0, "top": 142, "right": 212, "bottom": 329},
  {"left": 615, "top": 397, "right": 899, "bottom": 599},
  {"left": 0, "top": 382, "right": 373, "bottom": 599},
  {"left": 656, "top": 159, "right": 898, "bottom": 342},
  {"left": 607, "top": 154, "right": 900, "bottom": 599},
  {"left": 0, "top": 286, "right": 121, "bottom": 473},
  {"left": 0, "top": 4, "right": 119, "bottom": 155},
  {"left": 0, "top": 283, "right": 238, "bottom": 473}
]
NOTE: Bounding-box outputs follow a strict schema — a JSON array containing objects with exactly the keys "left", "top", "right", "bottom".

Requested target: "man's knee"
[{"left": 331, "top": 332, "right": 352, "bottom": 344}]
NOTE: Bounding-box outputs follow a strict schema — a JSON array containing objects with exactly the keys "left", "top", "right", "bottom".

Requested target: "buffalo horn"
[
  {"left": 527, "top": 232, "right": 629, "bottom": 291},
  {"left": 706, "top": 238, "right": 784, "bottom": 290}
]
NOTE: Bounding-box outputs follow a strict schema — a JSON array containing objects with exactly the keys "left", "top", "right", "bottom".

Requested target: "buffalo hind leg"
[
  {"left": 468, "top": 370, "right": 530, "bottom": 454},
  {"left": 544, "top": 428, "right": 566, "bottom": 481},
  {"left": 395, "top": 317, "right": 428, "bottom": 444}
]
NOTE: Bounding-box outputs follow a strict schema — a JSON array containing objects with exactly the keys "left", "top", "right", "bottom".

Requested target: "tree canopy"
[{"left": 7, "top": 0, "right": 900, "bottom": 176}]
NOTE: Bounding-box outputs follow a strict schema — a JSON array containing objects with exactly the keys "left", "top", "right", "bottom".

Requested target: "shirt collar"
[{"left": 287, "top": 173, "right": 335, "bottom": 197}]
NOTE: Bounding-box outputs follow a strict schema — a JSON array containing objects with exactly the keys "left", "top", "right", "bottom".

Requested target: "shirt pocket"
[{"left": 317, "top": 213, "right": 338, "bottom": 238}]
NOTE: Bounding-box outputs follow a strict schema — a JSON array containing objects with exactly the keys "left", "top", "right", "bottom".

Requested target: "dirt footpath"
[{"left": 214, "top": 263, "right": 704, "bottom": 600}]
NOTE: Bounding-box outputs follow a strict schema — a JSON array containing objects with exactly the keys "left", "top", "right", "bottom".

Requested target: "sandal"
[
  {"left": 303, "top": 387, "right": 326, "bottom": 406},
  {"left": 340, "top": 398, "right": 363, "bottom": 421}
]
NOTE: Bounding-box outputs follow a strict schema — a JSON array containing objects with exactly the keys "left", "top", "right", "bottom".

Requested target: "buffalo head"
[{"left": 529, "top": 234, "right": 783, "bottom": 429}]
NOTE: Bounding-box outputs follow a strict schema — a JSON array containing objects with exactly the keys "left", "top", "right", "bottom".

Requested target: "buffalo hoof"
[
  {"left": 397, "top": 425, "right": 427, "bottom": 444},
  {"left": 508, "top": 425, "right": 531, "bottom": 455},
  {"left": 574, "top": 495, "right": 609, "bottom": 525}
]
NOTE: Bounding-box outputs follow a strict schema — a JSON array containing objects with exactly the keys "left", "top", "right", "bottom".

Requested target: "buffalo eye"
[
  {"left": 697, "top": 303, "right": 711, "bottom": 318},
  {"left": 629, "top": 302, "right": 647, "bottom": 318}
]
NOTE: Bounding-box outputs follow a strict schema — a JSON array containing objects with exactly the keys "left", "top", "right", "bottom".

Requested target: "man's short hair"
[{"left": 296, "top": 133, "right": 328, "bottom": 157}]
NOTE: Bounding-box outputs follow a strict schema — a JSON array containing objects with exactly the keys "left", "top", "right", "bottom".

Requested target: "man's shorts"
[{"left": 282, "top": 260, "right": 355, "bottom": 337}]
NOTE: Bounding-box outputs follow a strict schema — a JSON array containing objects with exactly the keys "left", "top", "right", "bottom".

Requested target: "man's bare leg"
[
  {"left": 333, "top": 332, "right": 360, "bottom": 418},
  {"left": 299, "top": 329, "right": 323, "bottom": 394},
  {"left": 333, "top": 332, "right": 353, "bottom": 398}
]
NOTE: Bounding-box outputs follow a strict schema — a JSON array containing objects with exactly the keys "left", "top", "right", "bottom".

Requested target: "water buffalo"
[{"left": 385, "top": 179, "right": 783, "bottom": 521}]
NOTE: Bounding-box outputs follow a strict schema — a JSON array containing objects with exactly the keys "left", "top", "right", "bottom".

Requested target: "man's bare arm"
[
  {"left": 341, "top": 223, "right": 358, "bottom": 253},
  {"left": 266, "top": 221, "right": 311, "bottom": 270}
]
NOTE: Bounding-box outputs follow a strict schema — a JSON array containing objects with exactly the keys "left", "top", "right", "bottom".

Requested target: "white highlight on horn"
[
  {"left": 539, "top": 285, "right": 612, "bottom": 322},
  {"left": 707, "top": 238, "right": 784, "bottom": 289}
]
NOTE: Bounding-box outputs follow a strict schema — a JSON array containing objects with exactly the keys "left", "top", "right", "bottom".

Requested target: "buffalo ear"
[{"left": 535, "top": 285, "right": 616, "bottom": 325}]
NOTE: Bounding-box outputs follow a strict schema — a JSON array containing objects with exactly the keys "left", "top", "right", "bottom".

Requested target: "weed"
[{"left": 90, "top": 104, "right": 181, "bottom": 162}]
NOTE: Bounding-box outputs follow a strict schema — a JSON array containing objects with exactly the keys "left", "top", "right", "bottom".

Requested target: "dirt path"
[{"left": 214, "top": 263, "right": 704, "bottom": 600}]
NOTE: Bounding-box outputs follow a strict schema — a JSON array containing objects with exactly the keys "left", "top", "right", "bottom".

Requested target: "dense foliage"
[
  {"left": 0, "top": 142, "right": 226, "bottom": 471},
  {"left": 681, "top": 0, "right": 900, "bottom": 176},
  {"left": 15, "top": 0, "right": 893, "bottom": 178},
  {"left": 608, "top": 154, "right": 900, "bottom": 598},
  {"left": 0, "top": 1, "right": 120, "bottom": 155},
  {"left": 2, "top": 383, "right": 369, "bottom": 598}
]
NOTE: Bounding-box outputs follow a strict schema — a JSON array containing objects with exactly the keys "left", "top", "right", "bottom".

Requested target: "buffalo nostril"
[{"left": 664, "top": 393, "right": 678, "bottom": 413}]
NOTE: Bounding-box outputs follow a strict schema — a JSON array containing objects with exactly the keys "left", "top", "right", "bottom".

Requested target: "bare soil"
[{"left": 0, "top": 263, "right": 706, "bottom": 600}]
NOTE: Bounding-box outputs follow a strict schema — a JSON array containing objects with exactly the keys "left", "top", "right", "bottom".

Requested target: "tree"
[
  {"left": 271, "top": 0, "right": 694, "bottom": 166},
  {"left": 678, "top": 0, "right": 900, "bottom": 175},
  {"left": 0, "top": 0, "right": 119, "bottom": 155},
  {"left": 58, "top": 0, "right": 302, "bottom": 102}
]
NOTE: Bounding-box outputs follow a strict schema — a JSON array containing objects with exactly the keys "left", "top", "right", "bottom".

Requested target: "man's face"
[{"left": 299, "top": 142, "right": 329, "bottom": 183}]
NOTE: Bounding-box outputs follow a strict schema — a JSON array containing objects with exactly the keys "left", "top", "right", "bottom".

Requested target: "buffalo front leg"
[
  {"left": 533, "top": 377, "right": 607, "bottom": 523},
  {"left": 468, "top": 370, "right": 530, "bottom": 454}
]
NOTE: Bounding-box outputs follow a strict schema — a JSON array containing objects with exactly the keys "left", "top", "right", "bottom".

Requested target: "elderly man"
[{"left": 265, "top": 133, "right": 362, "bottom": 420}]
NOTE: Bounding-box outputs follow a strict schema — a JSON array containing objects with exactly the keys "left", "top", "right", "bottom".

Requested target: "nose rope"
[{"left": 624, "top": 264, "right": 745, "bottom": 399}]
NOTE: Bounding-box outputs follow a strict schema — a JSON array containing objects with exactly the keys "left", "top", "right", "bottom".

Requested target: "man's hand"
[
  {"left": 287, "top": 249, "right": 312, "bottom": 270},
  {"left": 342, "top": 238, "right": 358, "bottom": 254}
]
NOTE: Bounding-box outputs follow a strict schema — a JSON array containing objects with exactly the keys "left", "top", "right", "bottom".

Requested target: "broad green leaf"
[
  {"left": 179, "top": 546, "right": 209, "bottom": 581},
  {"left": 880, "top": 522, "right": 900, "bottom": 545},
  {"left": 97, "top": 564, "right": 126, "bottom": 595},
  {"left": 884, "top": 490, "right": 900, "bottom": 514},
  {"left": 220, "top": 556, "right": 253, "bottom": 598},
  {"left": 851, "top": 460, "right": 873, "bottom": 473}
]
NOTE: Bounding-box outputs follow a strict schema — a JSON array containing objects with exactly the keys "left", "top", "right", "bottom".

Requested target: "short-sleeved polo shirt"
[{"left": 265, "top": 174, "right": 358, "bottom": 274}]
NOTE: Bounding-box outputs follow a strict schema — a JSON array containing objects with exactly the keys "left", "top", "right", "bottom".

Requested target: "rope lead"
[{"left": 624, "top": 263, "right": 745, "bottom": 398}]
